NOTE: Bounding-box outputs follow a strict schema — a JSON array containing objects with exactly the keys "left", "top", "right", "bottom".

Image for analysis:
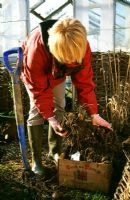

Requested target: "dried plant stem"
[
  {"left": 108, "top": 52, "right": 115, "bottom": 94},
  {"left": 117, "top": 53, "right": 120, "bottom": 96},
  {"left": 113, "top": 52, "right": 118, "bottom": 94},
  {"left": 101, "top": 53, "right": 108, "bottom": 106}
]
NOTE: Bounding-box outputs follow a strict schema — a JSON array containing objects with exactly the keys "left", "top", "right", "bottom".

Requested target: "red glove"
[
  {"left": 48, "top": 116, "right": 68, "bottom": 137},
  {"left": 91, "top": 114, "right": 113, "bottom": 130}
]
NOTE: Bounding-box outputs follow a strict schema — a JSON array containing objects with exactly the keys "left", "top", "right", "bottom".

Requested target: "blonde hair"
[{"left": 48, "top": 18, "right": 87, "bottom": 64}]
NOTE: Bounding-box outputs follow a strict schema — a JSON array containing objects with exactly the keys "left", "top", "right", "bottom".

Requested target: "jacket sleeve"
[
  {"left": 71, "top": 42, "right": 98, "bottom": 115},
  {"left": 21, "top": 30, "right": 54, "bottom": 119}
]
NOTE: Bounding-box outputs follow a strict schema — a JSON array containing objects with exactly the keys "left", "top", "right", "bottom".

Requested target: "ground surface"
[
  {"left": 0, "top": 112, "right": 129, "bottom": 200},
  {"left": 0, "top": 139, "right": 111, "bottom": 200}
]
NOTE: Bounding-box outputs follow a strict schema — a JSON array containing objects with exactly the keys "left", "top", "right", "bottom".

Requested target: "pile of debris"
[{"left": 59, "top": 106, "right": 122, "bottom": 163}]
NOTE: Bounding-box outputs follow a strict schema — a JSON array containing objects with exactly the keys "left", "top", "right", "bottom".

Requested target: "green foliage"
[
  {"left": 63, "top": 189, "right": 110, "bottom": 200},
  {"left": 90, "top": 192, "right": 110, "bottom": 200}
]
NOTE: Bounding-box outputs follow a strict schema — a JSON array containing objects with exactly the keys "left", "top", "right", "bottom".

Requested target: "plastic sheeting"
[
  {"left": 74, "top": 0, "right": 130, "bottom": 52},
  {"left": 0, "top": 0, "right": 29, "bottom": 56},
  {"left": 0, "top": 0, "right": 73, "bottom": 57}
]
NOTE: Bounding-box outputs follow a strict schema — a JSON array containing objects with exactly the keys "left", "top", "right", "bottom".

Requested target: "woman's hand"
[
  {"left": 48, "top": 116, "right": 68, "bottom": 137},
  {"left": 91, "top": 114, "right": 113, "bottom": 130}
]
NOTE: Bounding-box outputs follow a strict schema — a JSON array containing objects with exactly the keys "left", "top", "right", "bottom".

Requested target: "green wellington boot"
[
  {"left": 27, "top": 125, "right": 45, "bottom": 176},
  {"left": 48, "top": 124, "right": 62, "bottom": 164}
]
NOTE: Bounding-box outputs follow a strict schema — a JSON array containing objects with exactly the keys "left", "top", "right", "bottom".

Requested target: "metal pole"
[
  {"left": 25, "top": 0, "right": 30, "bottom": 35},
  {"left": 113, "top": 0, "right": 116, "bottom": 52}
]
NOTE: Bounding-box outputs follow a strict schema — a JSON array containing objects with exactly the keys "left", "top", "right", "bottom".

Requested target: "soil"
[{"left": 0, "top": 109, "right": 129, "bottom": 200}]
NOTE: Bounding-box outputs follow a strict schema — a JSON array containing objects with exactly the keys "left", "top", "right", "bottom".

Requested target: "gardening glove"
[
  {"left": 48, "top": 116, "right": 68, "bottom": 137},
  {"left": 91, "top": 114, "right": 113, "bottom": 130}
]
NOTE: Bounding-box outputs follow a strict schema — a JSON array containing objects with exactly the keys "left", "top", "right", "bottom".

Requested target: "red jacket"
[{"left": 20, "top": 25, "right": 98, "bottom": 119}]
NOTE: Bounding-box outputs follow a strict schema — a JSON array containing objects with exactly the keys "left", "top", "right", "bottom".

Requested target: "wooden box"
[{"left": 58, "top": 159, "right": 113, "bottom": 194}]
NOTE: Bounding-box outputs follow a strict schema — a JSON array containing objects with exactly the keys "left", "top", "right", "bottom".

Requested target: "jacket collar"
[
  {"left": 52, "top": 56, "right": 84, "bottom": 79},
  {"left": 39, "top": 19, "right": 57, "bottom": 51}
]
